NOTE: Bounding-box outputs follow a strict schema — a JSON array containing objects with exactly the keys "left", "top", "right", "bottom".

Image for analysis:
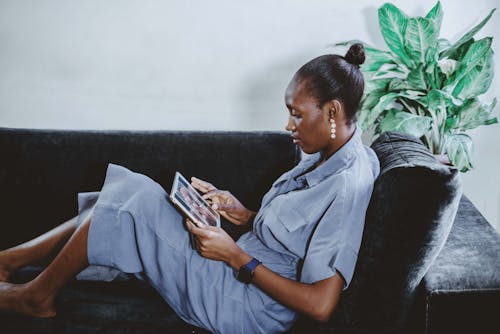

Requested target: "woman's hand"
[
  {"left": 185, "top": 219, "right": 249, "bottom": 265},
  {"left": 191, "top": 177, "right": 256, "bottom": 226}
]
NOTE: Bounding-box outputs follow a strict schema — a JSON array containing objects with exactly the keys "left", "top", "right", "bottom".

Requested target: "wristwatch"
[{"left": 237, "top": 258, "right": 262, "bottom": 284}]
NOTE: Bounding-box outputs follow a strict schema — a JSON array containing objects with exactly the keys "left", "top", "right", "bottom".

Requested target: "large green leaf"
[
  {"left": 365, "top": 48, "right": 395, "bottom": 63},
  {"left": 444, "top": 37, "right": 492, "bottom": 93},
  {"left": 361, "top": 89, "right": 387, "bottom": 110},
  {"left": 425, "top": 89, "right": 445, "bottom": 109},
  {"left": 363, "top": 60, "right": 394, "bottom": 73},
  {"left": 404, "top": 17, "right": 437, "bottom": 64},
  {"left": 424, "top": 89, "right": 463, "bottom": 108},
  {"left": 444, "top": 133, "right": 474, "bottom": 172},
  {"left": 378, "top": 109, "right": 432, "bottom": 137},
  {"left": 378, "top": 3, "right": 413, "bottom": 67},
  {"left": 441, "top": 90, "right": 463, "bottom": 107},
  {"left": 365, "top": 78, "right": 391, "bottom": 92},
  {"left": 370, "top": 67, "right": 408, "bottom": 80},
  {"left": 426, "top": 1, "right": 443, "bottom": 34},
  {"left": 359, "top": 92, "right": 398, "bottom": 128},
  {"left": 388, "top": 78, "right": 414, "bottom": 91},
  {"left": 455, "top": 98, "right": 498, "bottom": 130},
  {"left": 441, "top": 8, "right": 496, "bottom": 59},
  {"left": 399, "top": 90, "right": 427, "bottom": 102},
  {"left": 407, "top": 64, "right": 427, "bottom": 90},
  {"left": 453, "top": 49, "right": 494, "bottom": 100},
  {"left": 364, "top": 62, "right": 399, "bottom": 74},
  {"left": 426, "top": 90, "right": 448, "bottom": 141},
  {"left": 457, "top": 37, "right": 492, "bottom": 70},
  {"left": 437, "top": 38, "right": 452, "bottom": 53},
  {"left": 446, "top": 38, "right": 474, "bottom": 61}
]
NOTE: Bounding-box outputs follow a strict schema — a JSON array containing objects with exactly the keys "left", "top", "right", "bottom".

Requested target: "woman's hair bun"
[{"left": 344, "top": 43, "right": 365, "bottom": 67}]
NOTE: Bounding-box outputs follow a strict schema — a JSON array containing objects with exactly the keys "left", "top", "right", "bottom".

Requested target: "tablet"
[{"left": 169, "top": 171, "right": 221, "bottom": 228}]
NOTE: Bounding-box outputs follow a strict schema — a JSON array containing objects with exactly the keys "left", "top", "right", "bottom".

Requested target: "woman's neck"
[{"left": 319, "top": 123, "right": 356, "bottom": 164}]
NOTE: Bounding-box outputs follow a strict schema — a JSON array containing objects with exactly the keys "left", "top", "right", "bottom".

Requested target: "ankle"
[{"left": 21, "top": 282, "right": 55, "bottom": 308}]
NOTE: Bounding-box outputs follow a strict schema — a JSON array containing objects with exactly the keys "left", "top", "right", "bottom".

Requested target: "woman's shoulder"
[{"left": 362, "top": 145, "right": 381, "bottom": 180}]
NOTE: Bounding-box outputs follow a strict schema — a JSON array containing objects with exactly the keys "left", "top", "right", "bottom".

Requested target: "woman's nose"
[{"left": 285, "top": 116, "right": 296, "bottom": 131}]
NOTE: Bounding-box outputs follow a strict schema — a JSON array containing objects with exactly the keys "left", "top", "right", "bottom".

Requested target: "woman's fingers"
[
  {"left": 194, "top": 227, "right": 213, "bottom": 239},
  {"left": 201, "top": 189, "right": 219, "bottom": 200},
  {"left": 185, "top": 219, "right": 196, "bottom": 232},
  {"left": 202, "top": 190, "right": 232, "bottom": 209},
  {"left": 202, "top": 190, "right": 223, "bottom": 210},
  {"left": 191, "top": 177, "right": 217, "bottom": 193}
]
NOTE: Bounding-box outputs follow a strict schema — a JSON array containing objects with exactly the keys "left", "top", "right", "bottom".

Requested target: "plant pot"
[{"left": 434, "top": 154, "right": 452, "bottom": 166}]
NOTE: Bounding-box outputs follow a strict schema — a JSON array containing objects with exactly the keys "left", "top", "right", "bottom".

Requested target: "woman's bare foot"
[{"left": 0, "top": 282, "right": 56, "bottom": 318}]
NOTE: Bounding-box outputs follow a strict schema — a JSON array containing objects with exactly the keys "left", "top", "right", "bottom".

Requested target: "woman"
[{"left": 0, "top": 43, "right": 380, "bottom": 334}]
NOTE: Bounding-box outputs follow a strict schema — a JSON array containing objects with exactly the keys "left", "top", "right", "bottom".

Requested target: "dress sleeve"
[{"left": 299, "top": 175, "right": 366, "bottom": 291}]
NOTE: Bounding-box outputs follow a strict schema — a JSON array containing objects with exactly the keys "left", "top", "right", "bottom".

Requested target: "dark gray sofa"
[{"left": 0, "top": 127, "right": 499, "bottom": 334}]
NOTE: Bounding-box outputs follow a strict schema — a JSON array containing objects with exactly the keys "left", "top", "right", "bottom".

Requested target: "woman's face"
[{"left": 284, "top": 78, "right": 332, "bottom": 154}]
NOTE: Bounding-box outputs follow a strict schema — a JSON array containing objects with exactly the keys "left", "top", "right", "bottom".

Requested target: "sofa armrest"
[{"left": 420, "top": 195, "right": 500, "bottom": 334}]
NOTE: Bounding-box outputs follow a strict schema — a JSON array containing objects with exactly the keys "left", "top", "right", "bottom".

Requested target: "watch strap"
[
  {"left": 245, "top": 258, "right": 261, "bottom": 272},
  {"left": 237, "top": 257, "right": 261, "bottom": 284}
]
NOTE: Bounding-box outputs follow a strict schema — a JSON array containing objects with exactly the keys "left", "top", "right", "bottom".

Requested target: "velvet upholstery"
[
  {"left": 1, "top": 127, "right": 498, "bottom": 334},
  {"left": 0, "top": 127, "right": 300, "bottom": 249},
  {"left": 421, "top": 195, "right": 500, "bottom": 334}
]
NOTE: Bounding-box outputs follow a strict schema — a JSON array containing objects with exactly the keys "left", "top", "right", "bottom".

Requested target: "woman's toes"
[{"left": 0, "top": 282, "right": 56, "bottom": 318}]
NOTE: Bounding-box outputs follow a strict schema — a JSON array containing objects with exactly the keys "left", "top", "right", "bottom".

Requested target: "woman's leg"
[
  {"left": 0, "top": 206, "right": 94, "bottom": 282},
  {"left": 0, "top": 214, "right": 92, "bottom": 318}
]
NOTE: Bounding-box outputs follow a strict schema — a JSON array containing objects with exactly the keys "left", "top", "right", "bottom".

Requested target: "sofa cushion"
[{"left": 324, "top": 131, "right": 463, "bottom": 332}]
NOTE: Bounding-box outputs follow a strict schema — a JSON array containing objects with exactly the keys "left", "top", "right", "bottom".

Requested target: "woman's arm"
[
  {"left": 187, "top": 221, "right": 344, "bottom": 322},
  {"left": 229, "top": 246, "right": 344, "bottom": 322}
]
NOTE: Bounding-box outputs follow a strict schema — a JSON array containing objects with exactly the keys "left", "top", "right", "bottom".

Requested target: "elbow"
[
  {"left": 310, "top": 303, "right": 336, "bottom": 323},
  {"left": 312, "top": 313, "right": 329, "bottom": 323},
  {"left": 307, "top": 275, "right": 343, "bottom": 323},
  {"left": 313, "top": 313, "right": 331, "bottom": 324}
]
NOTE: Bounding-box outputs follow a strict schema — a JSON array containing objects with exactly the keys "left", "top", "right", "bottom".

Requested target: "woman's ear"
[{"left": 330, "top": 99, "right": 344, "bottom": 119}]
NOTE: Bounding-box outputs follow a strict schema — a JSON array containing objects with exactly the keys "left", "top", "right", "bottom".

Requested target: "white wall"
[{"left": 1, "top": 0, "right": 499, "bottom": 231}]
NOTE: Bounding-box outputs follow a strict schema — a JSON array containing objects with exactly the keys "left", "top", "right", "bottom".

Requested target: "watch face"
[
  {"left": 237, "top": 265, "right": 252, "bottom": 284},
  {"left": 237, "top": 258, "right": 261, "bottom": 284}
]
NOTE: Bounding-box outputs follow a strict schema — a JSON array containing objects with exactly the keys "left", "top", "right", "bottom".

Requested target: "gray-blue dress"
[{"left": 74, "top": 125, "right": 380, "bottom": 334}]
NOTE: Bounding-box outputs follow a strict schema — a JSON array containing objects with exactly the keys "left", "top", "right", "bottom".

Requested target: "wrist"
[
  {"left": 244, "top": 210, "right": 256, "bottom": 224},
  {"left": 228, "top": 246, "right": 252, "bottom": 271}
]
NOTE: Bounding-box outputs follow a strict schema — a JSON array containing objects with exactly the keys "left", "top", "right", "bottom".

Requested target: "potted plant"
[{"left": 336, "top": 1, "right": 497, "bottom": 172}]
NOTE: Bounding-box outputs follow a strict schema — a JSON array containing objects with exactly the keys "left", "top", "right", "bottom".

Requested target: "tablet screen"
[{"left": 170, "top": 171, "right": 220, "bottom": 227}]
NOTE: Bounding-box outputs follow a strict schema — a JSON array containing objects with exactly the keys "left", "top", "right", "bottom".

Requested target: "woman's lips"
[{"left": 291, "top": 136, "right": 301, "bottom": 144}]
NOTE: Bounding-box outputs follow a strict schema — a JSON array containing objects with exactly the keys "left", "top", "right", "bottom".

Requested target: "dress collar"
[{"left": 294, "top": 124, "right": 363, "bottom": 187}]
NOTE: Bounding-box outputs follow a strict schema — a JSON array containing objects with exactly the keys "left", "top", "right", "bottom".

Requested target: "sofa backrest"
[
  {"left": 329, "top": 131, "right": 463, "bottom": 332},
  {"left": 0, "top": 127, "right": 300, "bottom": 249}
]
